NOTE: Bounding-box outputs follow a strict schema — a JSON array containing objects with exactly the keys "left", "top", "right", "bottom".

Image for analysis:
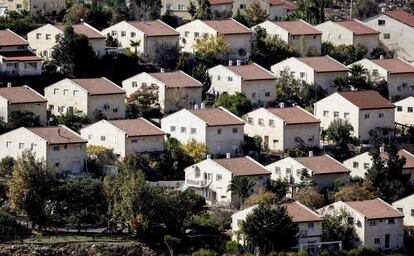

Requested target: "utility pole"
[{"left": 350, "top": 0, "right": 353, "bottom": 19}]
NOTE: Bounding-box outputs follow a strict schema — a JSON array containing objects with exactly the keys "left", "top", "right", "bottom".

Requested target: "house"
[
  {"left": 0, "top": 0, "right": 66, "bottom": 15},
  {"left": 176, "top": 19, "right": 252, "bottom": 60},
  {"left": 101, "top": 20, "right": 179, "bottom": 58},
  {"left": 319, "top": 198, "right": 404, "bottom": 250},
  {"left": 208, "top": 62, "right": 277, "bottom": 104},
  {"left": 315, "top": 19, "right": 379, "bottom": 55},
  {"left": 270, "top": 56, "right": 348, "bottom": 93},
  {"left": 243, "top": 106, "right": 320, "bottom": 152},
  {"left": 349, "top": 58, "right": 414, "bottom": 98},
  {"left": 0, "top": 125, "right": 87, "bottom": 174},
  {"left": 0, "top": 29, "right": 42, "bottom": 77},
  {"left": 44, "top": 77, "right": 125, "bottom": 120},
  {"left": 27, "top": 22, "right": 106, "bottom": 60},
  {"left": 0, "top": 85, "right": 47, "bottom": 125},
  {"left": 343, "top": 148, "right": 414, "bottom": 183},
  {"left": 232, "top": 201, "right": 322, "bottom": 247},
  {"left": 122, "top": 70, "right": 203, "bottom": 113},
  {"left": 161, "top": 0, "right": 233, "bottom": 21},
  {"left": 363, "top": 10, "right": 414, "bottom": 63},
  {"left": 232, "top": 0, "right": 296, "bottom": 21},
  {"left": 392, "top": 193, "right": 414, "bottom": 226},
  {"left": 161, "top": 107, "right": 244, "bottom": 156},
  {"left": 395, "top": 96, "right": 414, "bottom": 126},
  {"left": 314, "top": 90, "right": 395, "bottom": 142},
  {"left": 183, "top": 156, "right": 270, "bottom": 204},
  {"left": 80, "top": 118, "right": 165, "bottom": 158},
  {"left": 253, "top": 20, "right": 321, "bottom": 56},
  {"left": 266, "top": 154, "right": 350, "bottom": 189}
]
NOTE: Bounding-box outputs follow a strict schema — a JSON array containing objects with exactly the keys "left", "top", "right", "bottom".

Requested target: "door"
[
  {"left": 71, "top": 161, "right": 81, "bottom": 173},
  {"left": 384, "top": 234, "right": 390, "bottom": 249},
  {"left": 264, "top": 136, "right": 269, "bottom": 149}
]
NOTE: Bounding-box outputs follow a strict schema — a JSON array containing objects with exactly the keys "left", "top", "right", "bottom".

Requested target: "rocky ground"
[{"left": 0, "top": 242, "right": 159, "bottom": 256}]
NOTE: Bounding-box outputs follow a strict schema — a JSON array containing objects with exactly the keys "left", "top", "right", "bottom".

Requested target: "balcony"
[{"left": 186, "top": 179, "right": 207, "bottom": 187}]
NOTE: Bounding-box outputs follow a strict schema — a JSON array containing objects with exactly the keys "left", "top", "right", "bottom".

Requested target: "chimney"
[
  {"left": 80, "top": 18, "right": 84, "bottom": 23},
  {"left": 308, "top": 150, "right": 313, "bottom": 157},
  {"left": 381, "top": 7, "right": 386, "bottom": 13},
  {"left": 194, "top": 104, "right": 199, "bottom": 109},
  {"left": 236, "top": 59, "right": 241, "bottom": 66},
  {"left": 226, "top": 152, "right": 231, "bottom": 159},
  {"left": 58, "top": 128, "right": 61, "bottom": 137},
  {"left": 206, "top": 154, "right": 211, "bottom": 159},
  {"left": 200, "top": 102, "right": 205, "bottom": 109},
  {"left": 160, "top": 68, "right": 165, "bottom": 73},
  {"left": 380, "top": 55, "right": 384, "bottom": 59},
  {"left": 228, "top": 60, "right": 233, "bottom": 66},
  {"left": 7, "top": 82, "right": 11, "bottom": 88},
  {"left": 279, "top": 102, "right": 285, "bottom": 108},
  {"left": 379, "top": 144, "right": 385, "bottom": 153}
]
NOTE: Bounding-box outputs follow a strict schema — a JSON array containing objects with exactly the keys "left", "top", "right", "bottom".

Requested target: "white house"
[
  {"left": 183, "top": 156, "right": 270, "bottom": 204},
  {"left": 393, "top": 193, "right": 414, "bottom": 227},
  {"left": 315, "top": 19, "right": 379, "bottom": 55},
  {"left": 80, "top": 118, "right": 165, "bottom": 158},
  {"left": 208, "top": 62, "right": 277, "bottom": 104},
  {"left": 395, "top": 96, "right": 414, "bottom": 126},
  {"left": 0, "top": 125, "right": 87, "bottom": 174},
  {"left": 253, "top": 20, "right": 322, "bottom": 56},
  {"left": 0, "top": 85, "right": 47, "bottom": 125},
  {"left": 161, "top": 0, "right": 233, "bottom": 21},
  {"left": 266, "top": 154, "right": 350, "bottom": 189},
  {"left": 44, "top": 77, "right": 125, "bottom": 120},
  {"left": 319, "top": 198, "right": 404, "bottom": 250},
  {"left": 0, "top": 0, "right": 66, "bottom": 16},
  {"left": 232, "top": 0, "right": 297, "bottom": 21},
  {"left": 314, "top": 90, "right": 395, "bottom": 142},
  {"left": 243, "top": 106, "right": 320, "bottom": 152},
  {"left": 27, "top": 22, "right": 106, "bottom": 60},
  {"left": 101, "top": 20, "right": 179, "bottom": 58},
  {"left": 232, "top": 201, "right": 323, "bottom": 247},
  {"left": 343, "top": 148, "right": 414, "bottom": 183},
  {"left": 0, "top": 29, "right": 42, "bottom": 77},
  {"left": 363, "top": 10, "right": 414, "bottom": 63},
  {"left": 161, "top": 107, "right": 245, "bottom": 156},
  {"left": 270, "top": 56, "right": 348, "bottom": 94},
  {"left": 122, "top": 70, "right": 203, "bottom": 113},
  {"left": 176, "top": 19, "right": 253, "bottom": 60},
  {"left": 350, "top": 58, "right": 414, "bottom": 98}
]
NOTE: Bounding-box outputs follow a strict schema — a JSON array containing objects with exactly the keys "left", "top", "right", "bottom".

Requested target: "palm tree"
[
  {"left": 227, "top": 176, "right": 256, "bottom": 208},
  {"left": 349, "top": 63, "right": 368, "bottom": 90},
  {"left": 130, "top": 39, "right": 141, "bottom": 55}
]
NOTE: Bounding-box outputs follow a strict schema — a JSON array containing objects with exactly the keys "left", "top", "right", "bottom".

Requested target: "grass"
[{"left": 20, "top": 234, "right": 131, "bottom": 244}]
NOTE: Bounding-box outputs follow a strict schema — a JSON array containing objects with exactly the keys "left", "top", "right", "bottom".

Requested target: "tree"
[
  {"left": 151, "top": 42, "right": 179, "bottom": 70},
  {"left": 325, "top": 119, "right": 354, "bottom": 148},
  {"left": 333, "top": 181, "right": 377, "bottom": 202},
  {"left": 193, "top": 35, "right": 230, "bottom": 58},
  {"left": 333, "top": 76, "right": 350, "bottom": 92},
  {"left": 182, "top": 140, "right": 208, "bottom": 163},
  {"left": 6, "top": 110, "right": 40, "bottom": 130},
  {"left": 227, "top": 176, "right": 256, "bottom": 207},
  {"left": 105, "top": 33, "right": 120, "bottom": 47},
  {"left": 245, "top": 1, "right": 268, "bottom": 26},
  {"left": 348, "top": 63, "right": 369, "bottom": 90},
  {"left": 322, "top": 42, "right": 368, "bottom": 65},
  {"left": 213, "top": 93, "right": 252, "bottom": 116},
  {"left": 63, "top": 5, "right": 88, "bottom": 24},
  {"left": 0, "top": 156, "right": 15, "bottom": 178},
  {"left": 241, "top": 203, "right": 298, "bottom": 252},
  {"left": 189, "top": 0, "right": 211, "bottom": 19},
  {"left": 293, "top": 186, "right": 325, "bottom": 210},
  {"left": 109, "top": 0, "right": 135, "bottom": 24},
  {"left": 52, "top": 112, "right": 90, "bottom": 132},
  {"left": 158, "top": 137, "right": 192, "bottom": 180},
  {"left": 130, "top": 39, "right": 141, "bottom": 55},
  {"left": 243, "top": 189, "right": 277, "bottom": 208},
  {"left": 352, "top": 0, "right": 379, "bottom": 20},
  {"left": 267, "top": 178, "right": 289, "bottom": 202},
  {"left": 127, "top": 83, "right": 159, "bottom": 118},
  {"left": 8, "top": 151, "right": 57, "bottom": 230},
  {"left": 87, "top": 145, "right": 118, "bottom": 176},
  {"left": 84, "top": 2, "right": 112, "bottom": 30},
  {"left": 322, "top": 210, "right": 357, "bottom": 249},
  {"left": 51, "top": 26, "right": 98, "bottom": 77}
]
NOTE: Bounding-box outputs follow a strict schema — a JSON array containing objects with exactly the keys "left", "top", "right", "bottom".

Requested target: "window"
[
  {"left": 180, "top": 127, "right": 186, "bottom": 133},
  {"left": 170, "top": 126, "right": 176, "bottom": 132},
  {"left": 63, "top": 89, "right": 69, "bottom": 95},
  {"left": 327, "top": 33, "right": 331, "bottom": 39},
  {"left": 121, "top": 31, "right": 126, "bottom": 37},
  {"left": 258, "top": 118, "right": 264, "bottom": 126},
  {"left": 338, "top": 34, "right": 343, "bottom": 39},
  {"left": 46, "top": 34, "right": 51, "bottom": 40},
  {"left": 195, "top": 169, "right": 200, "bottom": 178},
  {"left": 411, "top": 209, "right": 414, "bottom": 216},
  {"left": 31, "top": 143, "right": 37, "bottom": 151},
  {"left": 275, "top": 167, "right": 281, "bottom": 175},
  {"left": 308, "top": 223, "right": 314, "bottom": 229},
  {"left": 232, "top": 127, "right": 238, "bottom": 133},
  {"left": 364, "top": 113, "right": 370, "bottom": 119},
  {"left": 387, "top": 218, "right": 395, "bottom": 224},
  {"left": 248, "top": 117, "right": 253, "bottom": 124},
  {"left": 251, "top": 92, "right": 256, "bottom": 98},
  {"left": 227, "top": 76, "right": 233, "bottom": 82},
  {"left": 378, "top": 20, "right": 385, "bottom": 26},
  {"left": 132, "top": 139, "right": 138, "bottom": 143},
  {"left": 239, "top": 4, "right": 246, "bottom": 9},
  {"left": 53, "top": 145, "right": 60, "bottom": 151},
  {"left": 334, "top": 111, "right": 339, "bottom": 118},
  {"left": 269, "top": 119, "right": 275, "bottom": 127},
  {"left": 191, "top": 128, "right": 197, "bottom": 134},
  {"left": 217, "top": 128, "right": 222, "bottom": 135},
  {"left": 194, "top": 32, "right": 199, "bottom": 38},
  {"left": 265, "top": 91, "right": 270, "bottom": 97},
  {"left": 178, "top": 4, "right": 185, "bottom": 10},
  {"left": 36, "top": 33, "right": 41, "bottom": 39},
  {"left": 372, "top": 69, "right": 379, "bottom": 76},
  {"left": 113, "top": 108, "right": 118, "bottom": 113},
  {"left": 6, "top": 141, "right": 11, "bottom": 148},
  {"left": 54, "top": 88, "right": 59, "bottom": 94},
  {"left": 379, "top": 113, "right": 384, "bottom": 118},
  {"left": 397, "top": 106, "right": 402, "bottom": 112},
  {"left": 132, "top": 82, "right": 137, "bottom": 87},
  {"left": 131, "top": 32, "right": 136, "bottom": 37},
  {"left": 374, "top": 238, "right": 381, "bottom": 245},
  {"left": 73, "top": 90, "right": 79, "bottom": 96},
  {"left": 396, "top": 207, "right": 403, "bottom": 213},
  {"left": 286, "top": 168, "right": 291, "bottom": 175},
  {"left": 344, "top": 112, "right": 350, "bottom": 118},
  {"left": 408, "top": 107, "right": 413, "bottom": 113},
  {"left": 300, "top": 72, "right": 305, "bottom": 78},
  {"left": 19, "top": 143, "right": 24, "bottom": 149},
  {"left": 216, "top": 174, "right": 222, "bottom": 181},
  {"left": 364, "top": 163, "right": 370, "bottom": 169},
  {"left": 101, "top": 136, "right": 106, "bottom": 141},
  {"left": 353, "top": 162, "right": 359, "bottom": 168},
  {"left": 184, "top": 31, "right": 189, "bottom": 37},
  {"left": 383, "top": 33, "right": 390, "bottom": 39},
  {"left": 55, "top": 162, "right": 60, "bottom": 167},
  {"left": 369, "top": 220, "right": 376, "bottom": 226},
  {"left": 323, "top": 111, "right": 329, "bottom": 117}
]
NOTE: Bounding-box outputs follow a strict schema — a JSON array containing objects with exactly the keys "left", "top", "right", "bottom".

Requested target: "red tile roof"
[
  {"left": 370, "top": 58, "right": 414, "bottom": 74},
  {"left": 268, "top": 0, "right": 297, "bottom": 11},
  {"left": 208, "top": 0, "right": 233, "bottom": 5},
  {"left": 0, "top": 51, "right": 42, "bottom": 61},
  {"left": 108, "top": 118, "right": 165, "bottom": 137},
  {"left": 272, "top": 20, "right": 321, "bottom": 35},
  {"left": 127, "top": 20, "right": 179, "bottom": 37},
  {"left": 0, "top": 86, "right": 46, "bottom": 104},
  {"left": 385, "top": 10, "right": 414, "bottom": 28},
  {"left": 284, "top": 201, "right": 322, "bottom": 223},
  {"left": 203, "top": 19, "right": 252, "bottom": 35},
  {"left": 294, "top": 155, "right": 350, "bottom": 175},
  {"left": 267, "top": 106, "right": 320, "bottom": 125},
  {"left": 0, "top": 29, "right": 28, "bottom": 47},
  {"left": 227, "top": 63, "right": 276, "bottom": 81},
  {"left": 149, "top": 71, "right": 202, "bottom": 88},
  {"left": 337, "top": 20, "right": 380, "bottom": 35},
  {"left": 190, "top": 107, "right": 244, "bottom": 126},
  {"left": 214, "top": 156, "right": 270, "bottom": 176},
  {"left": 297, "top": 56, "right": 348, "bottom": 72},
  {"left": 28, "top": 126, "right": 86, "bottom": 145},
  {"left": 71, "top": 78, "right": 124, "bottom": 95},
  {"left": 380, "top": 149, "right": 414, "bottom": 169},
  {"left": 345, "top": 198, "right": 404, "bottom": 220},
  {"left": 55, "top": 23, "right": 104, "bottom": 39},
  {"left": 337, "top": 90, "right": 395, "bottom": 110}
]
